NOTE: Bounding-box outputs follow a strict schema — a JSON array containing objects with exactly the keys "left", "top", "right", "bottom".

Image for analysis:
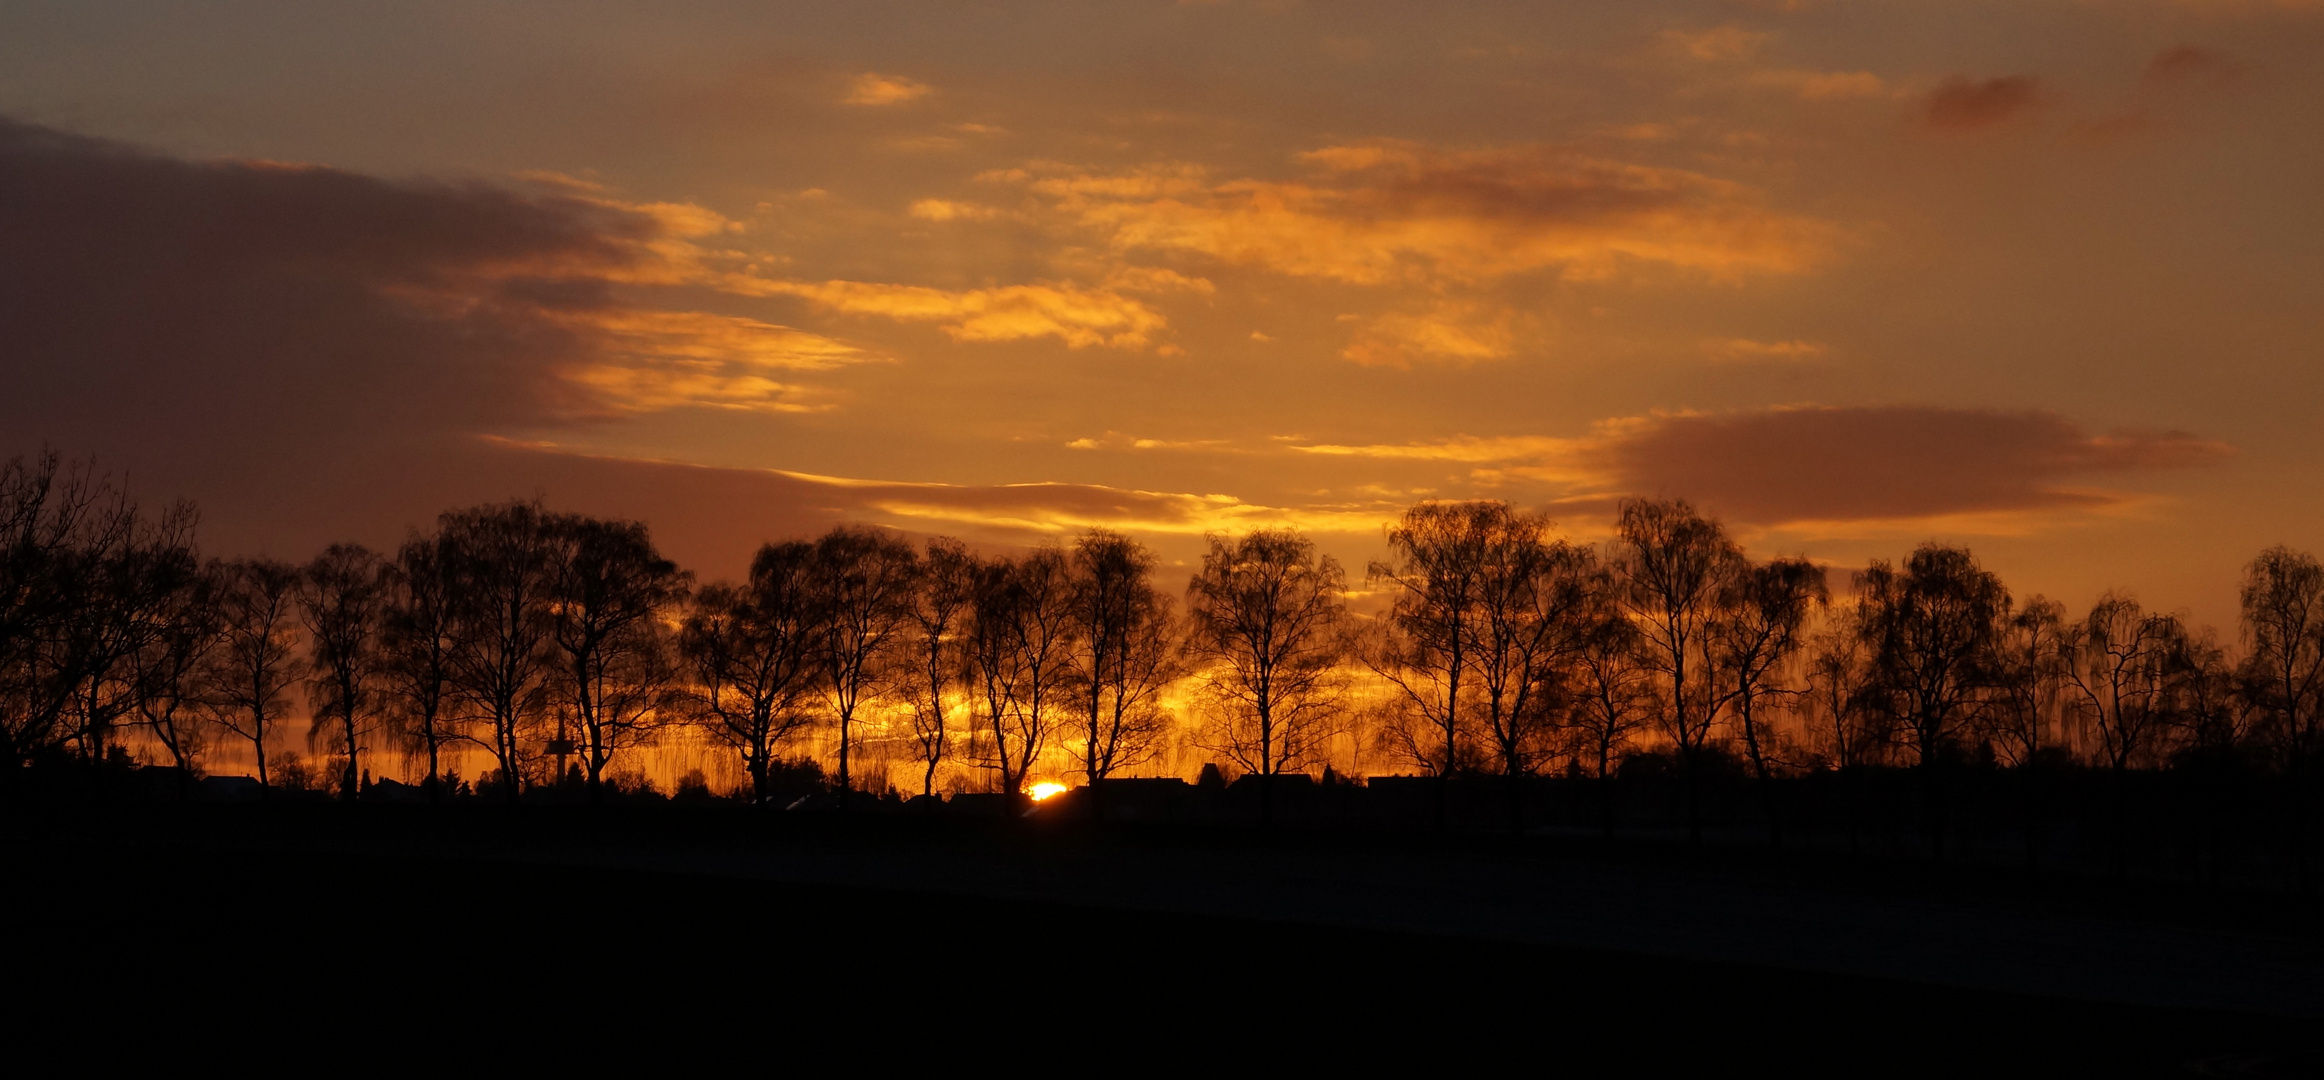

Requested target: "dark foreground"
[{"left": 8, "top": 808, "right": 2321, "bottom": 1076}]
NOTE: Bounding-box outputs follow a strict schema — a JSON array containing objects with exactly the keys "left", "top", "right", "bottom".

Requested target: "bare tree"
[
  {"left": 129, "top": 564, "right": 221, "bottom": 793},
  {"left": 1611, "top": 499, "right": 1744, "bottom": 845},
  {"left": 299, "top": 543, "right": 387, "bottom": 800},
  {"left": 2063, "top": 592, "right": 2185, "bottom": 773},
  {"left": 2062, "top": 592, "right": 2189, "bottom": 873},
  {"left": 440, "top": 501, "right": 559, "bottom": 800},
  {"left": 380, "top": 533, "right": 461, "bottom": 798},
  {"left": 1186, "top": 528, "right": 1348, "bottom": 826},
  {"left": 1804, "top": 621, "right": 1882, "bottom": 856},
  {"left": 2174, "top": 627, "right": 2256, "bottom": 885},
  {"left": 2239, "top": 546, "right": 2324, "bottom": 888},
  {"left": 1984, "top": 595, "right": 2068, "bottom": 769},
  {"left": 1466, "top": 509, "right": 1600, "bottom": 830},
  {"left": 1855, "top": 543, "right": 2009, "bottom": 859},
  {"left": 965, "top": 548, "right": 1078, "bottom": 805},
  {"left": 203, "top": 558, "right": 307, "bottom": 792},
  {"left": 1066, "top": 529, "right": 1180, "bottom": 810},
  {"left": 809, "top": 527, "right": 919, "bottom": 801},
  {"left": 546, "top": 516, "right": 688, "bottom": 801},
  {"left": 904, "top": 538, "right": 975, "bottom": 800},
  {"left": 0, "top": 454, "right": 194, "bottom": 773},
  {"left": 680, "top": 541, "right": 821, "bottom": 805},
  {"left": 1567, "top": 608, "right": 1656, "bottom": 837},
  {"left": 1716, "top": 557, "right": 1827, "bottom": 847},
  {"left": 1369, "top": 502, "right": 1491, "bottom": 824}
]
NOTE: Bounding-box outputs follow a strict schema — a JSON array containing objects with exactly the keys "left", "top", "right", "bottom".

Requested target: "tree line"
[{"left": 4, "top": 451, "right": 2321, "bottom": 872}]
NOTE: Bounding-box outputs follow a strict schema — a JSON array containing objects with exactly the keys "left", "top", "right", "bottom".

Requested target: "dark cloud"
[
  {"left": 1601, "top": 406, "right": 2227, "bottom": 525},
  {"left": 0, "top": 117, "right": 671, "bottom": 448},
  {"left": 1919, "top": 76, "right": 2042, "bottom": 131},
  {"left": 0, "top": 116, "right": 900, "bottom": 568},
  {"left": 2142, "top": 45, "right": 2237, "bottom": 88}
]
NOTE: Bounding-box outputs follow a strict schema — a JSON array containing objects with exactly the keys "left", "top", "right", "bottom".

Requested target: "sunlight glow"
[{"left": 1028, "top": 782, "right": 1069, "bottom": 802}]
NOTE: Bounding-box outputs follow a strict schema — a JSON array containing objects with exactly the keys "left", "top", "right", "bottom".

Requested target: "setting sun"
[{"left": 1028, "top": 782, "right": 1068, "bottom": 802}]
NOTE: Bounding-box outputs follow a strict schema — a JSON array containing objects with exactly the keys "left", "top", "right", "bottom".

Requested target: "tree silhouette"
[
  {"left": 903, "top": 537, "right": 975, "bottom": 800},
  {"left": 1186, "top": 528, "right": 1347, "bottom": 827},
  {"left": 808, "top": 526, "right": 918, "bottom": 803},
  {"left": 1856, "top": 543, "right": 2009, "bottom": 859},
  {"left": 1569, "top": 604, "right": 1655, "bottom": 837},
  {"left": 1458, "top": 506, "right": 1599, "bottom": 830},
  {"left": 203, "top": 558, "right": 306, "bottom": 792},
  {"left": 2064, "top": 593, "right": 2185, "bottom": 774},
  {"left": 546, "top": 516, "right": 687, "bottom": 802},
  {"left": 2238, "top": 546, "right": 2324, "bottom": 889},
  {"left": 680, "top": 542, "right": 821, "bottom": 805},
  {"left": 440, "top": 501, "right": 559, "bottom": 800},
  {"left": 1985, "top": 596, "right": 2067, "bottom": 769},
  {"left": 380, "top": 534, "right": 461, "bottom": 798},
  {"left": 1370, "top": 502, "right": 1490, "bottom": 825},
  {"left": 299, "top": 543, "right": 387, "bottom": 800},
  {"left": 129, "top": 562, "right": 220, "bottom": 793},
  {"left": 0, "top": 452, "right": 132, "bottom": 769},
  {"left": 1612, "top": 499, "right": 1744, "bottom": 846},
  {"left": 1803, "top": 621, "right": 1880, "bottom": 856},
  {"left": 1716, "top": 556, "right": 1827, "bottom": 847},
  {"left": 1067, "top": 528, "right": 1179, "bottom": 811},
  {"left": 965, "top": 547, "right": 1077, "bottom": 806}
]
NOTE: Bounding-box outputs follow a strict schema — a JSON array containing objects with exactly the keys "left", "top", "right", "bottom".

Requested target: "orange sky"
[{"left": 4, "top": 0, "right": 2321, "bottom": 629}]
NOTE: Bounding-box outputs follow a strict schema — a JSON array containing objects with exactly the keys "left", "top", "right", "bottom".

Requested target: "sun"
[{"left": 1028, "top": 782, "right": 1068, "bottom": 802}]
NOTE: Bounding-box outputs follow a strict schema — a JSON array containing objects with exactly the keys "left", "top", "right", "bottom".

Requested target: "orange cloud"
[
  {"left": 1015, "top": 142, "right": 1837, "bottom": 286},
  {"left": 907, "top": 198, "right": 1003, "bottom": 221},
  {"left": 844, "top": 73, "right": 932, "bottom": 106},
  {"left": 552, "top": 310, "right": 871, "bottom": 414},
  {"left": 1662, "top": 26, "right": 1771, "bottom": 61},
  {"left": 1708, "top": 337, "right": 1827, "bottom": 363},
  {"left": 741, "top": 278, "right": 1170, "bottom": 349},
  {"left": 1341, "top": 302, "right": 1518, "bottom": 367},
  {"left": 717, "top": 464, "right": 1391, "bottom": 537},
  {"left": 1920, "top": 75, "right": 2042, "bottom": 131}
]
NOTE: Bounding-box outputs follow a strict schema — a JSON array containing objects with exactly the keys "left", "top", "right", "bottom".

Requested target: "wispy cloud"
[
  {"left": 1007, "top": 141, "right": 1838, "bottom": 288},
  {"left": 844, "top": 73, "right": 932, "bottom": 106},
  {"left": 737, "top": 277, "right": 1171, "bottom": 350}
]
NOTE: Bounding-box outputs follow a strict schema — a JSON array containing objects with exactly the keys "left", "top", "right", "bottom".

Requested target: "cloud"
[
  {"left": 1708, "top": 337, "right": 1827, "bottom": 363},
  {"left": 556, "top": 310, "right": 872, "bottom": 414},
  {"left": 1341, "top": 301, "right": 1518, "bottom": 367},
  {"left": 1662, "top": 26, "right": 1771, "bottom": 61},
  {"left": 907, "top": 198, "right": 1003, "bottom": 221},
  {"left": 439, "top": 443, "right": 1394, "bottom": 548},
  {"left": 1294, "top": 406, "right": 2227, "bottom": 528},
  {"left": 0, "top": 114, "right": 941, "bottom": 571},
  {"left": 0, "top": 116, "right": 868, "bottom": 441},
  {"left": 1920, "top": 75, "right": 2043, "bottom": 131},
  {"left": 1009, "top": 141, "right": 1836, "bottom": 287},
  {"left": 2143, "top": 45, "right": 2238, "bottom": 87},
  {"left": 844, "top": 73, "right": 932, "bottom": 106},
  {"left": 1601, "top": 406, "right": 2224, "bottom": 524},
  {"left": 739, "top": 277, "right": 1170, "bottom": 349},
  {"left": 1065, "top": 432, "right": 1231, "bottom": 452}
]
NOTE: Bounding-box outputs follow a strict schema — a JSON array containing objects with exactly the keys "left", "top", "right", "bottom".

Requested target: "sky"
[{"left": 4, "top": 0, "right": 2321, "bottom": 630}]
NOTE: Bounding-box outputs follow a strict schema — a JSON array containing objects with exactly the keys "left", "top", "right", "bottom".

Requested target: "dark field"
[{"left": 7, "top": 807, "right": 2320, "bottom": 1076}]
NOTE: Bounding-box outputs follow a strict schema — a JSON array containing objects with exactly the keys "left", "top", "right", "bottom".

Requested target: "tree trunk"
[{"left": 836, "top": 709, "right": 852, "bottom": 809}]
